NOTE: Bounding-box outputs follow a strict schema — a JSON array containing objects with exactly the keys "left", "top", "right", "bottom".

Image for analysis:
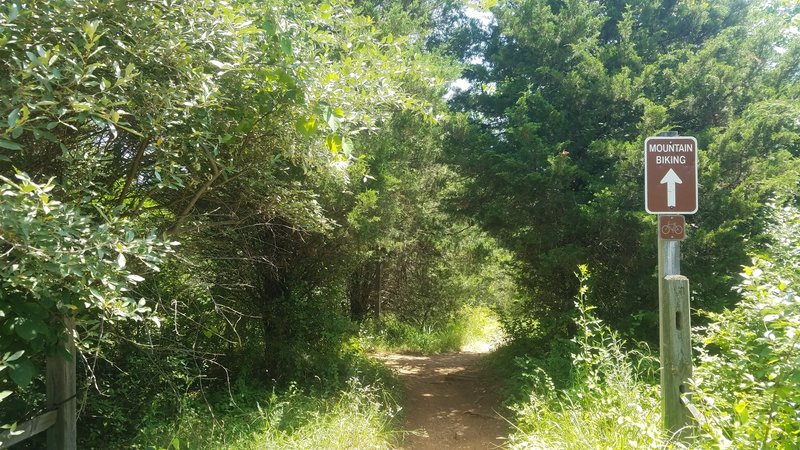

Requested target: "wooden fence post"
[{"left": 46, "top": 316, "right": 77, "bottom": 450}]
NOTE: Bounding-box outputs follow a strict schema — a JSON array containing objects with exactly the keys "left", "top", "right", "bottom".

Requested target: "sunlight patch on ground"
[
  {"left": 435, "top": 366, "right": 467, "bottom": 375},
  {"left": 461, "top": 339, "right": 497, "bottom": 353}
]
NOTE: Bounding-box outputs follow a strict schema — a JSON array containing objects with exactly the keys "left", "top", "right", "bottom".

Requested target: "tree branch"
[
  {"left": 117, "top": 137, "right": 150, "bottom": 204},
  {"left": 166, "top": 149, "right": 229, "bottom": 236}
]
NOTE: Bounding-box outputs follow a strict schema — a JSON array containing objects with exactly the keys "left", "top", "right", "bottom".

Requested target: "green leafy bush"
[
  {"left": 0, "top": 173, "right": 172, "bottom": 391},
  {"left": 0, "top": 0, "right": 458, "bottom": 446},
  {"left": 505, "top": 205, "right": 800, "bottom": 449},
  {"left": 690, "top": 204, "right": 800, "bottom": 448}
]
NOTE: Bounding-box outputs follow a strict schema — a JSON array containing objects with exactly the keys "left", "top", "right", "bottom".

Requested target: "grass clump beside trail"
[
  {"left": 495, "top": 266, "right": 676, "bottom": 450},
  {"left": 131, "top": 355, "right": 401, "bottom": 450},
  {"left": 359, "top": 304, "right": 504, "bottom": 354}
]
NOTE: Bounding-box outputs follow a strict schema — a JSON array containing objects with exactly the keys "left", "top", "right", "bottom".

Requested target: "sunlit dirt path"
[{"left": 377, "top": 352, "right": 508, "bottom": 450}]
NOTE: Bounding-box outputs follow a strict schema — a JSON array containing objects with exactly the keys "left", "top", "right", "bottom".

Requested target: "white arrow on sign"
[{"left": 660, "top": 168, "right": 683, "bottom": 208}]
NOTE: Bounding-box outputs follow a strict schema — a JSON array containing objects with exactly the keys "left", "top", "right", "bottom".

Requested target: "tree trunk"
[{"left": 348, "top": 261, "right": 379, "bottom": 322}]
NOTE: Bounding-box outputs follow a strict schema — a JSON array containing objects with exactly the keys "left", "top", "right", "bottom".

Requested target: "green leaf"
[
  {"left": 8, "top": 4, "right": 19, "bottom": 22},
  {"left": 89, "top": 288, "right": 104, "bottom": 302},
  {"left": 9, "top": 358, "right": 35, "bottom": 387},
  {"left": 319, "top": 3, "right": 332, "bottom": 20},
  {"left": 6, "top": 350, "right": 25, "bottom": 362},
  {"left": 209, "top": 60, "right": 230, "bottom": 70},
  {"left": 295, "top": 116, "right": 317, "bottom": 136},
  {"left": 733, "top": 399, "right": 749, "bottom": 424},
  {"left": 323, "top": 108, "right": 340, "bottom": 132},
  {"left": 0, "top": 139, "right": 22, "bottom": 150},
  {"left": 15, "top": 319, "right": 41, "bottom": 341},
  {"left": 342, "top": 137, "right": 353, "bottom": 156},
  {"left": 7, "top": 108, "right": 20, "bottom": 128},
  {"left": 262, "top": 19, "right": 277, "bottom": 36},
  {"left": 325, "top": 134, "right": 341, "bottom": 154},
  {"left": 84, "top": 20, "right": 100, "bottom": 40},
  {"left": 280, "top": 37, "right": 292, "bottom": 55}
]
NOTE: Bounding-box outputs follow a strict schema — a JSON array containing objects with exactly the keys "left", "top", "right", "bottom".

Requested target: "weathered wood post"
[
  {"left": 46, "top": 316, "right": 77, "bottom": 450},
  {"left": 658, "top": 256, "right": 693, "bottom": 435},
  {"left": 0, "top": 317, "right": 77, "bottom": 449}
]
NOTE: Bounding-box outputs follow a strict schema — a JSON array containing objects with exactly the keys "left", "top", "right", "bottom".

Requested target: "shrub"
[{"left": 690, "top": 204, "right": 800, "bottom": 448}]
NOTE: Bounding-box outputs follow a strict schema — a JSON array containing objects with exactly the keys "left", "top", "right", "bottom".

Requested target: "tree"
[
  {"left": 0, "top": 0, "right": 457, "bottom": 436},
  {"left": 446, "top": 0, "right": 800, "bottom": 339}
]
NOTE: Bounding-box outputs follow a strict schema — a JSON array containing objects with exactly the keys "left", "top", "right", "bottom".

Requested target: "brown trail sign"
[
  {"left": 644, "top": 136, "right": 698, "bottom": 214},
  {"left": 659, "top": 215, "right": 685, "bottom": 241}
]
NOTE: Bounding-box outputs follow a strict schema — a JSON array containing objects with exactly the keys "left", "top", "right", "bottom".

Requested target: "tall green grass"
[
  {"left": 498, "top": 266, "right": 682, "bottom": 449},
  {"left": 359, "top": 304, "right": 504, "bottom": 354},
  {"left": 131, "top": 357, "right": 401, "bottom": 449}
]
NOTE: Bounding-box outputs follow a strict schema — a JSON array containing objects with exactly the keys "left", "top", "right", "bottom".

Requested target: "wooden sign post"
[{"left": 647, "top": 131, "right": 695, "bottom": 438}]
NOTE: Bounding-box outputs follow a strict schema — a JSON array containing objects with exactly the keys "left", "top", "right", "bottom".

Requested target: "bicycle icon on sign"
[{"left": 661, "top": 221, "right": 683, "bottom": 235}]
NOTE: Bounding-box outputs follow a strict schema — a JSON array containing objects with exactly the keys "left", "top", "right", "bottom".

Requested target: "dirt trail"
[{"left": 378, "top": 352, "right": 508, "bottom": 450}]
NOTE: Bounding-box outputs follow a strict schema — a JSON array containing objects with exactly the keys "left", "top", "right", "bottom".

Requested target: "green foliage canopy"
[
  {"left": 446, "top": 0, "right": 800, "bottom": 337},
  {"left": 0, "top": 0, "right": 456, "bottom": 417},
  {"left": 0, "top": 173, "right": 173, "bottom": 388}
]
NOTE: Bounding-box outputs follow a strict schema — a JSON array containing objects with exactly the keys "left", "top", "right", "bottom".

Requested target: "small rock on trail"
[{"left": 377, "top": 352, "right": 508, "bottom": 450}]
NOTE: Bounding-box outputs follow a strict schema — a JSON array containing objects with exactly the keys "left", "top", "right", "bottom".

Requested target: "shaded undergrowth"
[
  {"left": 490, "top": 266, "right": 677, "bottom": 449},
  {"left": 358, "top": 304, "right": 504, "bottom": 354}
]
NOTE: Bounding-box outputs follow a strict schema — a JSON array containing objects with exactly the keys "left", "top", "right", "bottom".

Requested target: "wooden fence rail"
[{"left": 0, "top": 410, "right": 57, "bottom": 448}]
